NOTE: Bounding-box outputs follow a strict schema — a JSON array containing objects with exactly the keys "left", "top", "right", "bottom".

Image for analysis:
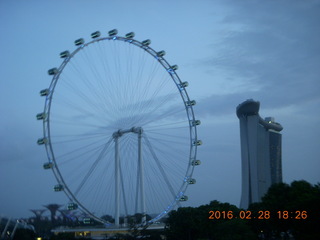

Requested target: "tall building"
[{"left": 236, "top": 99, "right": 283, "bottom": 209}]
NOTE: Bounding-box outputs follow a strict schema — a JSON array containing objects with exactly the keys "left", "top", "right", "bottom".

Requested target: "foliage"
[
  {"left": 101, "top": 214, "right": 115, "bottom": 223},
  {"left": 165, "top": 180, "right": 320, "bottom": 240},
  {"left": 165, "top": 200, "right": 255, "bottom": 240},
  {"left": 212, "top": 218, "right": 256, "bottom": 240},
  {"left": 17, "top": 180, "right": 319, "bottom": 239},
  {"left": 248, "top": 180, "right": 320, "bottom": 239}
]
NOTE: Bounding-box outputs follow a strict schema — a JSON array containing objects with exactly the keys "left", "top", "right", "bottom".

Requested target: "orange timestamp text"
[{"left": 208, "top": 210, "right": 308, "bottom": 220}]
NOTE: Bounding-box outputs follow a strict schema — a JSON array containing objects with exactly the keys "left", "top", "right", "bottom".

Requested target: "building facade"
[{"left": 236, "top": 99, "right": 283, "bottom": 209}]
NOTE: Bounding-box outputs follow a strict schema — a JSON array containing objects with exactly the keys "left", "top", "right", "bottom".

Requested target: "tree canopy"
[
  {"left": 166, "top": 180, "right": 320, "bottom": 240},
  {"left": 248, "top": 180, "right": 320, "bottom": 240}
]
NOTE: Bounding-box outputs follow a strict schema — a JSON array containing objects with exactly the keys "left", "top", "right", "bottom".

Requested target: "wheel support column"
[
  {"left": 113, "top": 127, "right": 145, "bottom": 226},
  {"left": 138, "top": 128, "right": 146, "bottom": 225},
  {"left": 114, "top": 136, "right": 120, "bottom": 226}
]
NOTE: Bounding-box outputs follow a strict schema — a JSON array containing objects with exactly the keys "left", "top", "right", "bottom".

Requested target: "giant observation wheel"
[{"left": 37, "top": 29, "right": 202, "bottom": 226}]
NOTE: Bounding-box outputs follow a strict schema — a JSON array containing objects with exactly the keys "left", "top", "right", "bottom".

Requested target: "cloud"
[{"left": 196, "top": 0, "right": 320, "bottom": 118}]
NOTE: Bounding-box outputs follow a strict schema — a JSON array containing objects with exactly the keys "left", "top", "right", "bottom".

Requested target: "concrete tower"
[{"left": 236, "top": 99, "right": 283, "bottom": 209}]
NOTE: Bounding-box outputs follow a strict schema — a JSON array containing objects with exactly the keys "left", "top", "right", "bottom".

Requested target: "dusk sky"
[{"left": 0, "top": 0, "right": 319, "bottom": 220}]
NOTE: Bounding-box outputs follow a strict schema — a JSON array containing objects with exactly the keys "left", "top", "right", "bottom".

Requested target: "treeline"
[
  {"left": 165, "top": 180, "right": 320, "bottom": 240},
  {"left": 11, "top": 180, "right": 320, "bottom": 240}
]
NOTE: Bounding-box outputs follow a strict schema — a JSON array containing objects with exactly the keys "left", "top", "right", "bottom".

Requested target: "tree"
[
  {"left": 248, "top": 180, "right": 320, "bottom": 240},
  {"left": 166, "top": 207, "right": 199, "bottom": 240},
  {"left": 212, "top": 219, "right": 256, "bottom": 240},
  {"left": 166, "top": 200, "right": 255, "bottom": 240},
  {"left": 101, "top": 214, "right": 114, "bottom": 223}
]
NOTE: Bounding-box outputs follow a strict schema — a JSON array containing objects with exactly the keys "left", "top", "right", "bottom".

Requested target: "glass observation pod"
[
  {"left": 188, "top": 178, "right": 196, "bottom": 184},
  {"left": 43, "top": 162, "right": 53, "bottom": 169},
  {"left": 186, "top": 100, "right": 196, "bottom": 106},
  {"left": 74, "top": 38, "right": 84, "bottom": 46},
  {"left": 36, "top": 112, "right": 46, "bottom": 120},
  {"left": 191, "top": 160, "right": 201, "bottom": 166},
  {"left": 91, "top": 31, "right": 101, "bottom": 39},
  {"left": 40, "top": 89, "right": 49, "bottom": 96},
  {"left": 142, "top": 39, "right": 151, "bottom": 46},
  {"left": 179, "top": 195, "right": 188, "bottom": 201},
  {"left": 170, "top": 65, "right": 178, "bottom": 71},
  {"left": 191, "top": 120, "right": 201, "bottom": 126},
  {"left": 68, "top": 202, "right": 78, "bottom": 210},
  {"left": 60, "top": 50, "right": 70, "bottom": 58},
  {"left": 179, "top": 81, "right": 189, "bottom": 88},
  {"left": 37, "top": 138, "right": 47, "bottom": 145},
  {"left": 157, "top": 50, "right": 166, "bottom": 57},
  {"left": 48, "top": 68, "right": 58, "bottom": 75},
  {"left": 108, "top": 29, "right": 118, "bottom": 36},
  {"left": 125, "top": 32, "right": 135, "bottom": 39},
  {"left": 193, "top": 140, "right": 202, "bottom": 146},
  {"left": 168, "top": 65, "right": 178, "bottom": 74},
  {"left": 54, "top": 184, "right": 64, "bottom": 192},
  {"left": 83, "top": 217, "right": 91, "bottom": 224}
]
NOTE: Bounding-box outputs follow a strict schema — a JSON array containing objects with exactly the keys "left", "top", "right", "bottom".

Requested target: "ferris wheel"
[{"left": 37, "top": 29, "right": 202, "bottom": 226}]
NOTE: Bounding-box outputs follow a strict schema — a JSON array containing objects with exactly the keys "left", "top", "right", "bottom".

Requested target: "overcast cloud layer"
[{"left": 0, "top": 0, "right": 319, "bottom": 219}]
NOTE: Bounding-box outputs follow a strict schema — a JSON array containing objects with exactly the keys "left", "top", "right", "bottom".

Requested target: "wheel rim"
[{"left": 40, "top": 32, "right": 200, "bottom": 225}]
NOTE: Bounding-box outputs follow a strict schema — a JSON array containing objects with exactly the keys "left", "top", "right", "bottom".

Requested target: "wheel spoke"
[{"left": 40, "top": 31, "right": 200, "bottom": 225}]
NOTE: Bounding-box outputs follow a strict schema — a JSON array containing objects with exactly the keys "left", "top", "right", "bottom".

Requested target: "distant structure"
[
  {"left": 30, "top": 209, "right": 47, "bottom": 221},
  {"left": 236, "top": 99, "right": 283, "bottom": 209},
  {"left": 44, "top": 204, "right": 62, "bottom": 225}
]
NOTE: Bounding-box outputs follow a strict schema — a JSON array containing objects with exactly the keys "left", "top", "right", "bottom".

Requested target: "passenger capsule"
[
  {"left": 40, "top": 89, "right": 49, "bottom": 96},
  {"left": 43, "top": 162, "right": 53, "bottom": 169},
  {"left": 91, "top": 31, "right": 101, "bottom": 38},
  {"left": 157, "top": 50, "right": 166, "bottom": 57},
  {"left": 125, "top": 32, "right": 135, "bottom": 39},
  {"left": 142, "top": 39, "right": 151, "bottom": 46},
  {"left": 83, "top": 217, "right": 91, "bottom": 224},
  {"left": 54, "top": 184, "right": 64, "bottom": 191},
  {"left": 179, "top": 195, "right": 188, "bottom": 201},
  {"left": 186, "top": 100, "right": 196, "bottom": 106},
  {"left": 193, "top": 140, "right": 202, "bottom": 146},
  {"left": 179, "top": 81, "right": 189, "bottom": 88},
  {"left": 170, "top": 65, "right": 178, "bottom": 71},
  {"left": 74, "top": 38, "right": 85, "bottom": 46},
  {"left": 60, "top": 50, "right": 70, "bottom": 58},
  {"left": 191, "top": 120, "right": 201, "bottom": 126},
  {"left": 108, "top": 29, "right": 118, "bottom": 36},
  {"left": 36, "top": 113, "right": 46, "bottom": 120},
  {"left": 191, "top": 160, "right": 201, "bottom": 166},
  {"left": 48, "top": 68, "right": 58, "bottom": 75},
  {"left": 68, "top": 202, "right": 78, "bottom": 210},
  {"left": 37, "top": 138, "right": 47, "bottom": 145},
  {"left": 187, "top": 178, "right": 196, "bottom": 184}
]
